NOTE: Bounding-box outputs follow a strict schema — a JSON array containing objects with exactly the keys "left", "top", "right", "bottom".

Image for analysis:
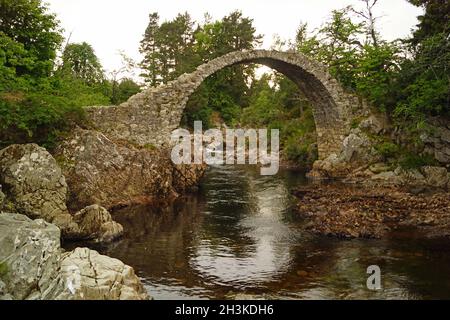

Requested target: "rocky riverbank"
[
  {"left": 0, "top": 134, "right": 205, "bottom": 300},
  {"left": 0, "top": 213, "right": 149, "bottom": 300},
  {"left": 293, "top": 184, "right": 450, "bottom": 239},
  {"left": 0, "top": 143, "right": 123, "bottom": 242},
  {"left": 54, "top": 127, "right": 206, "bottom": 211}
]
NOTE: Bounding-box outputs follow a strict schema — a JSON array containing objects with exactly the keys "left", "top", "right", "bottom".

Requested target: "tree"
[
  {"left": 140, "top": 12, "right": 198, "bottom": 85},
  {"left": 407, "top": 0, "right": 450, "bottom": 47},
  {"left": 392, "top": 0, "right": 450, "bottom": 120},
  {"left": 0, "top": 0, "right": 63, "bottom": 79},
  {"left": 140, "top": 12, "right": 160, "bottom": 86},
  {"left": 296, "top": 8, "right": 364, "bottom": 89},
  {"left": 351, "top": 0, "right": 381, "bottom": 47},
  {"left": 60, "top": 42, "right": 104, "bottom": 85},
  {"left": 111, "top": 78, "right": 141, "bottom": 105},
  {"left": 0, "top": 0, "right": 113, "bottom": 149}
]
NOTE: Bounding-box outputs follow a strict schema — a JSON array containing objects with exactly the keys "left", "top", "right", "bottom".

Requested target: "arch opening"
[{"left": 88, "top": 50, "right": 359, "bottom": 160}]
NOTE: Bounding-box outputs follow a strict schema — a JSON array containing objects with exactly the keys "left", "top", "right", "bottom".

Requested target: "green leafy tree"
[
  {"left": 184, "top": 11, "right": 262, "bottom": 127},
  {"left": 0, "top": 0, "right": 113, "bottom": 149},
  {"left": 111, "top": 78, "right": 141, "bottom": 105},
  {"left": 59, "top": 42, "right": 104, "bottom": 85},
  {"left": 408, "top": 0, "right": 450, "bottom": 46},
  {"left": 0, "top": 0, "right": 63, "bottom": 79},
  {"left": 140, "top": 12, "right": 198, "bottom": 85}
]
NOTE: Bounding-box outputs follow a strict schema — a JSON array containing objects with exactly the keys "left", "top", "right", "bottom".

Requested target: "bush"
[
  {"left": 398, "top": 153, "right": 437, "bottom": 169},
  {"left": 0, "top": 75, "right": 112, "bottom": 149},
  {"left": 0, "top": 91, "right": 86, "bottom": 149},
  {"left": 284, "top": 133, "right": 318, "bottom": 166},
  {"left": 374, "top": 142, "right": 400, "bottom": 160}
]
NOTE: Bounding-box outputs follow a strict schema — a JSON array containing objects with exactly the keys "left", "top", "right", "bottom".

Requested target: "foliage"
[
  {"left": 0, "top": 1, "right": 134, "bottom": 148},
  {"left": 111, "top": 78, "right": 141, "bottom": 105},
  {"left": 294, "top": 0, "right": 449, "bottom": 163},
  {"left": 140, "top": 11, "right": 262, "bottom": 128},
  {"left": 398, "top": 152, "right": 437, "bottom": 169},
  {"left": 59, "top": 42, "right": 104, "bottom": 85},
  {"left": 374, "top": 141, "right": 400, "bottom": 161},
  {"left": 1, "top": 0, "right": 448, "bottom": 170},
  {"left": 241, "top": 74, "right": 318, "bottom": 167},
  {"left": 140, "top": 12, "right": 198, "bottom": 85},
  {"left": 0, "top": 4, "right": 111, "bottom": 148},
  {"left": 0, "top": 0, "right": 63, "bottom": 79}
]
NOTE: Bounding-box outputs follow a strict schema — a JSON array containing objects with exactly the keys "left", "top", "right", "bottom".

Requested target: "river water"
[{"left": 97, "top": 165, "right": 450, "bottom": 299}]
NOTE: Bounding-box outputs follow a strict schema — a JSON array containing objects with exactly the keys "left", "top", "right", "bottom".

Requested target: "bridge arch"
[{"left": 88, "top": 50, "right": 366, "bottom": 159}]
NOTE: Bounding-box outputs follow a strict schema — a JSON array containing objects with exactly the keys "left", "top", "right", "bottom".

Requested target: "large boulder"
[
  {"left": 308, "top": 125, "right": 382, "bottom": 179},
  {"left": 0, "top": 213, "right": 149, "bottom": 300},
  {"left": 0, "top": 213, "right": 62, "bottom": 299},
  {"left": 58, "top": 248, "right": 148, "bottom": 300},
  {"left": 340, "top": 128, "right": 380, "bottom": 164},
  {"left": 55, "top": 128, "right": 205, "bottom": 210},
  {"left": 0, "top": 144, "right": 123, "bottom": 242},
  {"left": 0, "top": 144, "right": 78, "bottom": 236}
]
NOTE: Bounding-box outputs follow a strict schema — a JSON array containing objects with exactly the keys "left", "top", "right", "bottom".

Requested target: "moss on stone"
[
  {"left": 54, "top": 154, "right": 75, "bottom": 170},
  {"left": 0, "top": 262, "right": 8, "bottom": 278}
]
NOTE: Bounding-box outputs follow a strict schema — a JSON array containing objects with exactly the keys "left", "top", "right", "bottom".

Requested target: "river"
[{"left": 95, "top": 165, "right": 450, "bottom": 299}]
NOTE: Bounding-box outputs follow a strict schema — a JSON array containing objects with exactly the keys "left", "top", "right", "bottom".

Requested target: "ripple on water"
[{"left": 94, "top": 165, "right": 450, "bottom": 300}]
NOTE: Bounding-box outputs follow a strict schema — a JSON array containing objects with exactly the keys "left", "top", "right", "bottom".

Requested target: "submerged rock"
[{"left": 0, "top": 213, "right": 149, "bottom": 300}]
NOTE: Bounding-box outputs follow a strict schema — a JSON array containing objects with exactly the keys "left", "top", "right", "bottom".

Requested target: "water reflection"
[
  {"left": 95, "top": 165, "right": 450, "bottom": 300},
  {"left": 190, "top": 166, "right": 298, "bottom": 287}
]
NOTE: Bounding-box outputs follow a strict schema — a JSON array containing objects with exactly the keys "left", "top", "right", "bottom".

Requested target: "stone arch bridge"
[{"left": 87, "top": 50, "right": 368, "bottom": 159}]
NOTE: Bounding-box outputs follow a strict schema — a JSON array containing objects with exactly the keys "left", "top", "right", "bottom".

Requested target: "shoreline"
[{"left": 292, "top": 183, "right": 450, "bottom": 240}]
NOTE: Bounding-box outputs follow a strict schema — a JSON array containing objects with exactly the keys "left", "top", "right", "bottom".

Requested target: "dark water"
[{"left": 97, "top": 165, "right": 450, "bottom": 299}]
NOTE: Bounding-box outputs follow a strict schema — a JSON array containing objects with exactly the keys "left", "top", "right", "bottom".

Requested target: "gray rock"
[
  {"left": 0, "top": 213, "right": 63, "bottom": 300},
  {"left": 421, "top": 166, "right": 449, "bottom": 189},
  {"left": 359, "top": 115, "right": 388, "bottom": 135},
  {"left": 435, "top": 148, "right": 450, "bottom": 164},
  {"left": 58, "top": 248, "right": 149, "bottom": 300},
  {"left": 73, "top": 205, "right": 123, "bottom": 243},
  {"left": 371, "top": 171, "right": 398, "bottom": 182},
  {"left": 0, "top": 144, "right": 123, "bottom": 243},
  {"left": 55, "top": 128, "right": 205, "bottom": 210},
  {"left": 340, "top": 129, "right": 380, "bottom": 164},
  {"left": 0, "top": 280, "right": 13, "bottom": 300},
  {"left": 398, "top": 168, "right": 426, "bottom": 186},
  {"left": 369, "top": 163, "right": 390, "bottom": 174},
  {"left": 419, "top": 119, "right": 450, "bottom": 166},
  {"left": 0, "top": 144, "right": 79, "bottom": 237},
  {"left": 0, "top": 213, "right": 149, "bottom": 300}
]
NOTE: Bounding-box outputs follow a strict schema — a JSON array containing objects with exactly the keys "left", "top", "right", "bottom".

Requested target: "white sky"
[{"left": 46, "top": 0, "right": 422, "bottom": 80}]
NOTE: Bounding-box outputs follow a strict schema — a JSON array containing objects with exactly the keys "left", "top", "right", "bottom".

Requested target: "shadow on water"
[{"left": 83, "top": 165, "right": 450, "bottom": 299}]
